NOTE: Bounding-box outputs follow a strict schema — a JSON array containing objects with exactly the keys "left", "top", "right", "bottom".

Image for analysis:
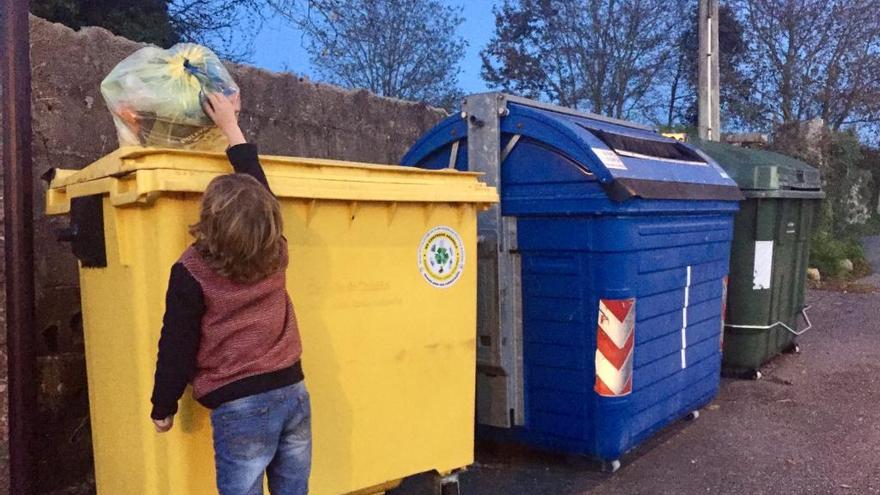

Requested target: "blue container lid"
[{"left": 403, "top": 94, "right": 743, "bottom": 202}]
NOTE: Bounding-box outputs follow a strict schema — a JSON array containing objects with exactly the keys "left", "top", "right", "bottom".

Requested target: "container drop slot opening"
[{"left": 584, "top": 126, "right": 707, "bottom": 164}]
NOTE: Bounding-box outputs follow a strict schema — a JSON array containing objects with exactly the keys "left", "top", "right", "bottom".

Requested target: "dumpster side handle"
[
  {"left": 55, "top": 195, "right": 108, "bottom": 268},
  {"left": 724, "top": 305, "right": 814, "bottom": 336}
]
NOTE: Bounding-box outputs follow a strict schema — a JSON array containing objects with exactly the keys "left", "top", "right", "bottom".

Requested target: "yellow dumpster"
[{"left": 45, "top": 148, "right": 498, "bottom": 495}]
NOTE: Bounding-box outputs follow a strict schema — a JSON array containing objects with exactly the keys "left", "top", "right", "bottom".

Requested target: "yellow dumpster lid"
[{"left": 47, "top": 147, "right": 498, "bottom": 215}]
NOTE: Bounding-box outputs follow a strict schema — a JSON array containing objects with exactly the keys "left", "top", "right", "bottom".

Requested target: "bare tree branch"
[
  {"left": 169, "top": 0, "right": 269, "bottom": 62},
  {"left": 481, "top": 0, "right": 682, "bottom": 121},
  {"left": 733, "top": 0, "right": 880, "bottom": 132},
  {"left": 270, "top": 0, "right": 466, "bottom": 108}
]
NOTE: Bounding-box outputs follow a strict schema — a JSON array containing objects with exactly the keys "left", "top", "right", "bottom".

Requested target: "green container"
[{"left": 693, "top": 139, "right": 824, "bottom": 377}]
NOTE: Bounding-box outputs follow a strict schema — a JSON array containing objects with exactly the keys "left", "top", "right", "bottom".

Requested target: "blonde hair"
[{"left": 190, "top": 174, "right": 285, "bottom": 284}]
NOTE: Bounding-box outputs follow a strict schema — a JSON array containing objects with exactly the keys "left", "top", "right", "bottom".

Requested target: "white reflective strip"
[
  {"left": 595, "top": 350, "right": 633, "bottom": 395},
  {"left": 684, "top": 266, "right": 691, "bottom": 306},
  {"left": 598, "top": 300, "right": 635, "bottom": 348},
  {"left": 681, "top": 266, "right": 691, "bottom": 369},
  {"left": 753, "top": 241, "right": 774, "bottom": 290}
]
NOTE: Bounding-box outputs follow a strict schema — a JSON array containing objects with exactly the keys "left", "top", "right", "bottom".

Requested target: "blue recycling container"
[{"left": 401, "top": 94, "right": 743, "bottom": 467}]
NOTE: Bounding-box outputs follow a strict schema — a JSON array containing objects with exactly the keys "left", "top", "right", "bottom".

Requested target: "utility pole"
[
  {"left": 698, "top": 0, "right": 720, "bottom": 141},
  {"left": 2, "top": 0, "right": 38, "bottom": 493}
]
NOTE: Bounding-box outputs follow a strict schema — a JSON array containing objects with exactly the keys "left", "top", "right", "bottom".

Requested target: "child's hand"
[
  {"left": 153, "top": 415, "right": 174, "bottom": 433},
  {"left": 203, "top": 92, "right": 246, "bottom": 146}
]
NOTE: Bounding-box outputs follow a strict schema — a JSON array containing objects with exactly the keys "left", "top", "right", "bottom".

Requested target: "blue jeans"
[{"left": 210, "top": 382, "right": 312, "bottom": 495}]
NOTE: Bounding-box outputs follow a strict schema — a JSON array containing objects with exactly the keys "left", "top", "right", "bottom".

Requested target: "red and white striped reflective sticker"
[
  {"left": 595, "top": 298, "right": 636, "bottom": 397},
  {"left": 720, "top": 276, "right": 728, "bottom": 351}
]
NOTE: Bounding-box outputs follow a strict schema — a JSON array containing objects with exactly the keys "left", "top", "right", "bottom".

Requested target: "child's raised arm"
[
  {"left": 204, "top": 92, "right": 246, "bottom": 147},
  {"left": 203, "top": 92, "right": 272, "bottom": 193}
]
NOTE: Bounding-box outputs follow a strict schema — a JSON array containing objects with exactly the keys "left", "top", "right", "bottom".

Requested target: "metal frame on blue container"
[{"left": 402, "top": 93, "right": 743, "bottom": 471}]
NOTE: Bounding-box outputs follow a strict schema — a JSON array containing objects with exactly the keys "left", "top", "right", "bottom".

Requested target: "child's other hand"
[
  {"left": 153, "top": 415, "right": 174, "bottom": 433},
  {"left": 203, "top": 92, "right": 246, "bottom": 146}
]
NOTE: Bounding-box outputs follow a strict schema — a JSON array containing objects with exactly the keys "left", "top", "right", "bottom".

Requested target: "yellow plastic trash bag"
[{"left": 100, "top": 43, "right": 239, "bottom": 150}]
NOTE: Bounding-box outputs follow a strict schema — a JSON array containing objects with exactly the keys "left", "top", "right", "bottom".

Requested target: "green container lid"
[{"left": 692, "top": 138, "right": 824, "bottom": 199}]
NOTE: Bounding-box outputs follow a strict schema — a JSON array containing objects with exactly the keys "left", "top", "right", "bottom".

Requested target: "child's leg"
[
  {"left": 267, "top": 381, "right": 312, "bottom": 495},
  {"left": 211, "top": 390, "right": 290, "bottom": 495}
]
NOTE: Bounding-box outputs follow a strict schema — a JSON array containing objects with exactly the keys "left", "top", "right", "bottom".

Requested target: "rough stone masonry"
[{"left": 0, "top": 15, "right": 447, "bottom": 493}]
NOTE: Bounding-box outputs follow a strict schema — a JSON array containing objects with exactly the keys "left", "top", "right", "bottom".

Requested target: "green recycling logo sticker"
[{"left": 418, "top": 226, "right": 465, "bottom": 288}]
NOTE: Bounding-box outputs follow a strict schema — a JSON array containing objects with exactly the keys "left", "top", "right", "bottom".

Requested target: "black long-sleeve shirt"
[{"left": 150, "top": 143, "right": 302, "bottom": 419}]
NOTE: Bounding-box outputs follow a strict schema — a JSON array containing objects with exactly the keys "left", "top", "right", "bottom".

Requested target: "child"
[{"left": 150, "top": 92, "right": 310, "bottom": 495}]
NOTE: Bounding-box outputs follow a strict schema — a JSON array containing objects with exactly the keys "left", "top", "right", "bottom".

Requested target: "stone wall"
[{"left": 0, "top": 15, "right": 447, "bottom": 493}]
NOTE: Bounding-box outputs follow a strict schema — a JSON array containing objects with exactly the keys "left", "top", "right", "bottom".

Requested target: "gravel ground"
[{"left": 393, "top": 287, "right": 880, "bottom": 495}]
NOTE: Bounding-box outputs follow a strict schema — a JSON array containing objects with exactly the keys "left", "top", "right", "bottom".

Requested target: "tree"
[
  {"left": 662, "top": 17, "right": 696, "bottom": 129},
  {"left": 31, "top": 0, "right": 266, "bottom": 61},
  {"left": 168, "top": 0, "right": 267, "bottom": 61},
  {"left": 274, "top": 0, "right": 467, "bottom": 109},
  {"left": 31, "top": 0, "right": 178, "bottom": 47},
  {"left": 664, "top": 2, "right": 756, "bottom": 129},
  {"left": 733, "top": 0, "right": 880, "bottom": 130},
  {"left": 481, "top": 0, "right": 682, "bottom": 119}
]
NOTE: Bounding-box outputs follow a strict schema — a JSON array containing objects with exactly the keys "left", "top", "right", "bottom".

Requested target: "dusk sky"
[{"left": 250, "top": 0, "right": 496, "bottom": 94}]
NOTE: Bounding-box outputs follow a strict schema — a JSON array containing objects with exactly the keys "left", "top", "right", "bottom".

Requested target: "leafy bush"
[
  {"left": 840, "top": 215, "right": 880, "bottom": 238},
  {"left": 810, "top": 231, "right": 868, "bottom": 279}
]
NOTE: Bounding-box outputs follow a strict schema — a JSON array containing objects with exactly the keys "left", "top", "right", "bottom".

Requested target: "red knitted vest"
[{"left": 179, "top": 245, "right": 302, "bottom": 399}]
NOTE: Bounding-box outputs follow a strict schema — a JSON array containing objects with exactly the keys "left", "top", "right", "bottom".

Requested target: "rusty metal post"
[{"left": 2, "top": 0, "right": 37, "bottom": 493}]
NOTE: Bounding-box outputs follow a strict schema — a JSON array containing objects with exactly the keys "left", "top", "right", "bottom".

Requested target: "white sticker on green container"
[
  {"left": 418, "top": 226, "right": 465, "bottom": 288},
  {"left": 753, "top": 240, "right": 774, "bottom": 290}
]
